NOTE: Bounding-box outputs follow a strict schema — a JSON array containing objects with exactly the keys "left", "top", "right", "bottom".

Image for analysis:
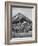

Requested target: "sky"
[{"left": 12, "top": 7, "right": 32, "bottom": 20}]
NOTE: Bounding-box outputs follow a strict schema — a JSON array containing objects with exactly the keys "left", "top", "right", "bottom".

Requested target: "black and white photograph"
[
  {"left": 5, "top": 2, "right": 37, "bottom": 44},
  {"left": 11, "top": 7, "right": 32, "bottom": 38}
]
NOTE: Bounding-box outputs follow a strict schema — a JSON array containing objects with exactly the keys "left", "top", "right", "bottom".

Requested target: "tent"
[{"left": 12, "top": 13, "right": 32, "bottom": 24}]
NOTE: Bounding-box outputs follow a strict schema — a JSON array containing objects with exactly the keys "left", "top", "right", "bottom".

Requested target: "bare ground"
[{"left": 12, "top": 31, "right": 32, "bottom": 38}]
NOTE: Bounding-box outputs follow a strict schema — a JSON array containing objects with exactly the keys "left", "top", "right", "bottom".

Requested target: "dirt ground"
[{"left": 12, "top": 31, "right": 32, "bottom": 38}]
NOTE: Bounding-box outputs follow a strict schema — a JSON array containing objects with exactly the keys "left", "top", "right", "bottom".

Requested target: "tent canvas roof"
[{"left": 12, "top": 13, "right": 32, "bottom": 24}]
